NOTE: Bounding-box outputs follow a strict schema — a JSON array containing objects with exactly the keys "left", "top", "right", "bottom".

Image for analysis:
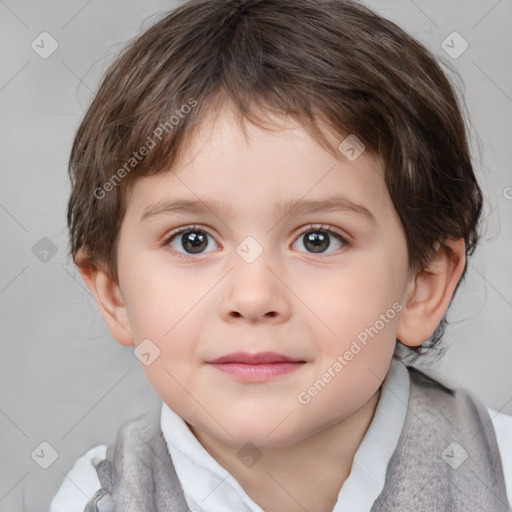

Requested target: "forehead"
[{"left": 125, "top": 105, "right": 390, "bottom": 224}]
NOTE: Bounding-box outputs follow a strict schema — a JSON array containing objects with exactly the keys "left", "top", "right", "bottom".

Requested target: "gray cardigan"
[{"left": 85, "top": 365, "right": 510, "bottom": 511}]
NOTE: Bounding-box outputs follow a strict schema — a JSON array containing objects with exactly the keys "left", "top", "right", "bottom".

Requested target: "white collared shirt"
[{"left": 50, "top": 359, "right": 512, "bottom": 511}]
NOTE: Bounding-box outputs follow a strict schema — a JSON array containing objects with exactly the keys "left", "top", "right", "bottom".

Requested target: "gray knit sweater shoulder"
[{"left": 85, "top": 365, "right": 510, "bottom": 512}]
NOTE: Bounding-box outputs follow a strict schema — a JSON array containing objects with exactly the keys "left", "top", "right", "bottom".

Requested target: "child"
[{"left": 51, "top": 0, "right": 512, "bottom": 510}]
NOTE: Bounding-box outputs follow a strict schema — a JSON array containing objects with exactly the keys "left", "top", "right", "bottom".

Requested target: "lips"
[
  {"left": 208, "top": 351, "right": 304, "bottom": 364},
  {"left": 207, "top": 351, "right": 306, "bottom": 382}
]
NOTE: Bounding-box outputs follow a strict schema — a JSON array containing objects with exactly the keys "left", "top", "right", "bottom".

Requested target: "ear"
[
  {"left": 396, "top": 237, "right": 466, "bottom": 347},
  {"left": 75, "top": 250, "right": 134, "bottom": 347}
]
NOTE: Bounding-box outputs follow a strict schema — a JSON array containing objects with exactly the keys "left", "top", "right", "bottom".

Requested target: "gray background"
[{"left": 0, "top": 0, "right": 511, "bottom": 510}]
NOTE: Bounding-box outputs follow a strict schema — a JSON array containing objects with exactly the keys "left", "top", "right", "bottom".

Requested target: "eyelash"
[{"left": 163, "top": 224, "right": 350, "bottom": 261}]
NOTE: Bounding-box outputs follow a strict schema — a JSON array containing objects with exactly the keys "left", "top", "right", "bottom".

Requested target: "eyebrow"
[{"left": 139, "top": 195, "right": 376, "bottom": 224}]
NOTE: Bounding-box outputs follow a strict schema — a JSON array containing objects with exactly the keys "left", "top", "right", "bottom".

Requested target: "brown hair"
[{"left": 67, "top": 0, "right": 483, "bottom": 361}]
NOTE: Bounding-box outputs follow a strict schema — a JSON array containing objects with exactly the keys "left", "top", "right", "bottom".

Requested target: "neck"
[{"left": 188, "top": 387, "right": 381, "bottom": 512}]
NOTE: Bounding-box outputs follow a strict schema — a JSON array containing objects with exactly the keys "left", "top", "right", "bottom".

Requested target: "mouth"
[
  {"left": 208, "top": 351, "right": 304, "bottom": 364},
  {"left": 207, "top": 351, "right": 306, "bottom": 382}
]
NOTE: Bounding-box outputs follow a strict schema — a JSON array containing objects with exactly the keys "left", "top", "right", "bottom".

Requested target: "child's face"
[{"left": 115, "top": 104, "right": 413, "bottom": 447}]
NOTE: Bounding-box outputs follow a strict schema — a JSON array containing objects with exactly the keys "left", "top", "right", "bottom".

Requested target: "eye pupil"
[
  {"left": 182, "top": 231, "right": 207, "bottom": 253},
  {"left": 304, "top": 231, "right": 330, "bottom": 253}
]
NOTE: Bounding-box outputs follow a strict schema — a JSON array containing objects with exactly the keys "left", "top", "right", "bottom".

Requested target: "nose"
[{"left": 218, "top": 250, "right": 291, "bottom": 324}]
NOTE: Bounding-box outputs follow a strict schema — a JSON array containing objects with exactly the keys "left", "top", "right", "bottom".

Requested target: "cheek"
[
  {"left": 123, "top": 271, "right": 214, "bottom": 368},
  {"left": 120, "top": 249, "right": 196, "bottom": 336},
  {"left": 310, "top": 250, "right": 406, "bottom": 368},
  {"left": 321, "top": 260, "right": 399, "bottom": 334}
]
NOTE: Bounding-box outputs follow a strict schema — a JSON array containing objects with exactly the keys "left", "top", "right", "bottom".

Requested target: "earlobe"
[
  {"left": 76, "top": 260, "right": 135, "bottom": 347},
  {"left": 396, "top": 238, "right": 466, "bottom": 348}
]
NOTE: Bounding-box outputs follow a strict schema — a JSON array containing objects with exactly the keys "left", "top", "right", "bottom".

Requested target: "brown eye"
[
  {"left": 292, "top": 225, "right": 347, "bottom": 255},
  {"left": 165, "top": 225, "right": 218, "bottom": 257}
]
